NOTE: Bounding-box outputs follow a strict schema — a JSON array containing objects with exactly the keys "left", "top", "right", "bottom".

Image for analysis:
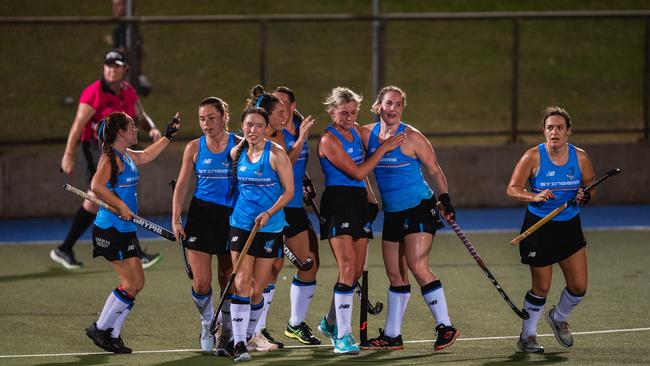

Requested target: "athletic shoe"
[
  {"left": 85, "top": 322, "right": 115, "bottom": 353},
  {"left": 260, "top": 328, "right": 284, "bottom": 349},
  {"left": 141, "top": 251, "right": 161, "bottom": 269},
  {"left": 248, "top": 331, "right": 279, "bottom": 352},
  {"left": 434, "top": 324, "right": 460, "bottom": 351},
  {"left": 215, "top": 337, "right": 234, "bottom": 357},
  {"left": 545, "top": 306, "right": 574, "bottom": 347},
  {"left": 199, "top": 324, "right": 215, "bottom": 352},
  {"left": 361, "top": 328, "right": 403, "bottom": 350},
  {"left": 233, "top": 341, "right": 251, "bottom": 362},
  {"left": 317, "top": 317, "right": 337, "bottom": 346},
  {"left": 50, "top": 248, "right": 83, "bottom": 269},
  {"left": 333, "top": 333, "right": 360, "bottom": 355},
  {"left": 517, "top": 334, "right": 545, "bottom": 353},
  {"left": 111, "top": 336, "right": 132, "bottom": 354},
  {"left": 285, "top": 322, "right": 321, "bottom": 345}
]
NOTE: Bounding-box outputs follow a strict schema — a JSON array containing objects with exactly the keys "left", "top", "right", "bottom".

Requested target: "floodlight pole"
[{"left": 372, "top": 0, "right": 383, "bottom": 121}]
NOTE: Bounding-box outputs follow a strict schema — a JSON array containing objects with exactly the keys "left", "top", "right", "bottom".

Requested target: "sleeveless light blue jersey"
[
  {"left": 94, "top": 150, "right": 139, "bottom": 232},
  {"left": 319, "top": 125, "right": 365, "bottom": 188},
  {"left": 194, "top": 134, "right": 237, "bottom": 207},
  {"left": 368, "top": 122, "right": 432, "bottom": 212},
  {"left": 283, "top": 115, "right": 309, "bottom": 208},
  {"left": 230, "top": 141, "right": 287, "bottom": 233},
  {"left": 528, "top": 143, "right": 582, "bottom": 221}
]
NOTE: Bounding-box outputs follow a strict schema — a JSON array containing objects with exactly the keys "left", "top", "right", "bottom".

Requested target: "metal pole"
[
  {"left": 510, "top": 18, "right": 520, "bottom": 143},
  {"left": 644, "top": 17, "right": 649, "bottom": 140},
  {"left": 260, "top": 20, "right": 267, "bottom": 86},
  {"left": 372, "top": 0, "right": 380, "bottom": 99}
]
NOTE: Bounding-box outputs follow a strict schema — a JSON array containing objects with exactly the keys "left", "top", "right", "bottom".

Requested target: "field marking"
[{"left": 2, "top": 327, "right": 649, "bottom": 359}]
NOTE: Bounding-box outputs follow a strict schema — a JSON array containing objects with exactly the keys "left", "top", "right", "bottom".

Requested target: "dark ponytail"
[
  {"left": 246, "top": 84, "right": 281, "bottom": 115},
  {"left": 98, "top": 112, "right": 130, "bottom": 188}
]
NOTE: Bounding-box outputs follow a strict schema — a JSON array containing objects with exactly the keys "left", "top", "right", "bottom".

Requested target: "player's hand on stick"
[
  {"left": 437, "top": 193, "right": 455, "bottom": 221},
  {"left": 255, "top": 210, "right": 271, "bottom": 228},
  {"left": 575, "top": 187, "right": 591, "bottom": 206},
  {"left": 116, "top": 203, "right": 134, "bottom": 221},
  {"left": 164, "top": 112, "right": 181, "bottom": 140},
  {"left": 533, "top": 189, "right": 554, "bottom": 202},
  {"left": 172, "top": 218, "right": 186, "bottom": 241},
  {"left": 61, "top": 153, "right": 74, "bottom": 175}
]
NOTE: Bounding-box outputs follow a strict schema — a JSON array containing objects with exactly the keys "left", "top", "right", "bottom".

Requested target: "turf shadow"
[
  {"left": 0, "top": 267, "right": 103, "bottom": 284},
  {"left": 481, "top": 351, "right": 569, "bottom": 365},
  {"left": 31, "top": 353, "right": 112, "bottom": 366}
]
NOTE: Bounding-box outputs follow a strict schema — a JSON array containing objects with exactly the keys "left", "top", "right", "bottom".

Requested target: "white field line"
[{"left": 2, "top": 327, "right": 649, "bottom": 359}]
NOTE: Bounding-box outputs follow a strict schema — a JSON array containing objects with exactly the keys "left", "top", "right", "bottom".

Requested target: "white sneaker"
[
  {"left": 199, "top": 324, "right": 215, "bottom": 352},
  {"left": 247, "top": 332, "right": 278, "bottom": 352}
]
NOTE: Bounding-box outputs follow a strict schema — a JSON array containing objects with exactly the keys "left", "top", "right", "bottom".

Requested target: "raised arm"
[
  {"left": 134, "top": 99, "right": 162, "bottom": 141},
  {"left": 129, "top": 113, "right": 180, "bottom": 166},
  {"left": 61, "top": 103, "right": 96, "bottom": 175},
  {"left": 286, "top": 115, "right": 314, "bottom": 164},
  {"left": 171, "top": 139, "right": 198, "bottom": 240}
]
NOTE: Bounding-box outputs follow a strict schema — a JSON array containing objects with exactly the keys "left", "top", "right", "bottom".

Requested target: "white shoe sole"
[
  {"left": 50, "top": 250, "right": 82, "bottom": 269},
  {"left": 141, "top": 255, "right": 161, "bottom": 269}
]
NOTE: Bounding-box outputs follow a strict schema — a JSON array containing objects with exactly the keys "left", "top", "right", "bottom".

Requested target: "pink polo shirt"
[{"left": 78, "top": 79, "right": 138, "bottom": 141}]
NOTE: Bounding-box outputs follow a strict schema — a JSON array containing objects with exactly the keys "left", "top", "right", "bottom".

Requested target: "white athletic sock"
[
  {"left": 554, "top": 287, "right": 584, "bottom": 321},
  {"left": 230, "top": 297, "right": 251, "bottom": 345},
  {"left": 334, "top": 283, "right": 354, "bottom": 338},
  {"left": 421, "top": 281, "right": 451, "bottom": 326},
  {"left": 522, "top": 290, "right": 546, "bottom": 338},
  {"left": 384, "top": 285, "right": 411, "bottom": 338},
  {"left": 255, "top": 284, "right": 275, "bottom": 333},
  {"left": 191, "top": 287, "right": 214, "bottom": 326},
  {"left": 221, "top": 296, "right": 233, "bottom": 339},
  {"left": 110, "top": 303, "right": 133, "bottom": 338},
  {"left": 97, "top": 288, "right": 134, "bottom": 331},
  {"left": 247, "top": 300, "right": 265, "bottom": 338},
  {"left": 289, "top": 276, "right": 317, "bottom": 326}
]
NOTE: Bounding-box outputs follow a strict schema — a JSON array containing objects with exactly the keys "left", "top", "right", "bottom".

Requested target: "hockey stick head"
[{"left": 299, "top": 256, "right": 314, "bottom": 271}]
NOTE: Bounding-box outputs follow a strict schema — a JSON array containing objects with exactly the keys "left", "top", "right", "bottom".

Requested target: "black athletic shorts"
[
  {"left": 184, "top": 197, "right": 233, "bottom": 255},
  {"left": 92, "top": 225, "right": 142, "bottom": 262},
  {"left": 82, "top": 139, "right": 101, "bottom": 183},
  {"left": 519, "top": 209, "right": 586, "bottom": 267},
  {"left": 227, "top": 226, "right": 284, "bottom": 259},
  {"left": 382, "top": 196, "right": 444, "bottom": 242},
  {"left": 319, "top": 186, "right": 373, "bottom": 241},
  {"left": 283, "top": 207, "right": 313, "bottom": 239}
]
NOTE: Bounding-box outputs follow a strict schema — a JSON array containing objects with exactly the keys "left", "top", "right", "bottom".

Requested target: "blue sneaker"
[
  {"left": 317, "top": 317, "right": 337, "bottom": 346},
  {"left": 334, "top": 333, "right": 359, "bottom": 355}
]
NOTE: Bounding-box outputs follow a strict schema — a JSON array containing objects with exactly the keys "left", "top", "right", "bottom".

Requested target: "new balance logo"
[
  {"left": 338, "top": 304, "right": 350, "bottom": 309},
  {"left": 232, "top": 317, "right": 244, "bottom": 322},
  {"left": 546, "top": 171, "right": 555, "bottom": 177},
  {"left": 127, "top": 244, "right": 135, "bottom": 251},
  {"left": 203, "top": 158, "right": 212, "bottom": 164},
  {"left": 341, "top": 222, "right": 349, "bottom": 229},
  {"left": 528, "top": 252, "right": 536, "bottom": 258},
  {"left": 528, "top": 307, "right": 541, "bottom": 312},
  {"left": 429, "top": 300, "right": 438, "bottom": 306},
  {"left": 232, "top": 236, "right": 239, "bottom": 242},
  {"left": 188, "top": 236, "right": 197, "bottom": 243}
]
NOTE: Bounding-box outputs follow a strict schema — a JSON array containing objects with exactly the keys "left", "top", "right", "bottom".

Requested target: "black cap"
[{"left": 104, "top": 49, "right": 126, "bottom": 66}]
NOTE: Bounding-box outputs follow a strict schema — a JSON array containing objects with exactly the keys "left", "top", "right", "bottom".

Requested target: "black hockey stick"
[
  {"left": 63, "top": 183, "right": 176, "bottom": 241},
  {"left": 438, "top": 203, "right": 529, "bottom": 320},
  {"left": 303, "top": 173, "right": 383, "bottom": 315},
  {"left": 283, "top": 244, "right": 314, "bottom": 271},
  {"left": 511, "top": 168, "right": 621, "bottom": 245},
  {"left": 169, "top": 179, "right": 193, "bottom": 280},
  {"left": 210, "top": 221, "right": 260, "bottom": 334}
]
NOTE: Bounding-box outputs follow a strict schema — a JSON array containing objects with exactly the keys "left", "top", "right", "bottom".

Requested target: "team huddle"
[{"left": 58, "top": 50, "right": 597, "bottom": 362}]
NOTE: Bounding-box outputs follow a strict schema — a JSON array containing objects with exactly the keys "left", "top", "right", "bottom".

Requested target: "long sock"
[
  {"left": 59, "top": 207, "right": 95, "bottom": 251},
  {"left": 110, "top": 303, "right": 133, "bottom": 338},
  {"left": 97, "top": 287, "right": 135, "bottom": 331},
  {"left": 384, "top": 285, "right": 411, "bottom": 338},
  {"left": 191, "top": 287, "right": 213, "bottom": 326},
  {"left": 230, "top": 295, "right": 250, "bottom": 345},
  {"left": 255, "top": 284, "right": 275, "bottom": 333},
  {"left": 247, "top": 300, "right": 265, "bottom": 338},
  {"left": 334, "top": 282, "right": 354, "bottom": 338},
  {"left": 221, "top": 295, "right": 233, "bottom": 339},
  {"left": 554, "top": 287, "right": 585, "bottom": 321},
  {"left": 289, "top": 276, "right": 317, "bottom": 326},
  {"left": 421, "top": 280, "right": 451, "bottom": 326},
  {"left": 522, "top": 290, "right": 546, "bottom": 338}
]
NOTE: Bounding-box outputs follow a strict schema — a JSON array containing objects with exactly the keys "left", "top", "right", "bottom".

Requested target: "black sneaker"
[
  {"left": 85, "top": 322, "right": 115, "bottom": 353},
  {"left": 261, "top": 328, "right": 284, "bottom": 349},
  {"left": 111, "top": 335, "right": 132, "bottom": 354},
  {"left": 361, "top": 328, "right": 404, "bottom": 350},
  {"left": 141, "top": 251, "right": 161, "bottom": 269},
  {"left": 50, "top": 248, "right": 83, "bottom": 269},
  {"left": 284, "top": 322, "right": 321, "bottom": 345},
  {"left": 233, "top": 341, "right": 251, "bottom": 362},
  {"left": 434, "top": 324, "right": 460, "bottom": 351},
  {"left": 215, "top": 337, "right": 234, "bottom": 357}
]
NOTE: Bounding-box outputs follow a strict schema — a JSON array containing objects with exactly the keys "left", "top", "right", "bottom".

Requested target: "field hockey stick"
[
  {"left": 303, "top": 173, "right": 384, "bottom": 315},
  {"left": 210, "top": 221, "right": 261, "bottom": 334},
  {"left": 359, "top": 244, "right": 370, "bottom": 345},
  {"left": 510, "top": 168, "right": 621, "bottom": 246},
  {"left": 169, "top": 179, "right": 193, "bottom": 280},
  {"left": 437, "top": 203, "right": 530, "bottom": 320},
  {"left": 63, "top": 183, "right": 176, "bottom": 241},
  {"left": 282, "top": 245, "right": 314, "bottom": 271}
]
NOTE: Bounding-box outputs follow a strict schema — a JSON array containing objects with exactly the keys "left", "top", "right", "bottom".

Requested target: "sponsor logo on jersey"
[
  {"left": 96, "top": 237, "right": 111, "bottom": 248},
  {"left": 203, "top": 158, "right": 212, "bottom": 165},
  {"left": 546, "top": 171, "right": 556, "bottom": 177},
  {"left": 347, "top": 147, "right": 354, "bottom": 153},
  {"left": 264, "top": 240, "right": 274, "bottom": 253}
]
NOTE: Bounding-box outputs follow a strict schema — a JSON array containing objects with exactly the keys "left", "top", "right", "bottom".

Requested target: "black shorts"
[
  {"left": 519, "top": 209, "right": 586, "bottom": 267},
  {"left": 319, "top": 186, "right": 373, "bottom": 241},
  {"left": 382, "top": 196, "right": 444, "bottom": 242},
  {"left": 227, "top": 227, "right": 284, "bottom": 259},
  {"left": 283, "top": 207, "right": 313, "bottom": 238},
  {"left": 184, "top": 197, "right": 233, "bottom": 255},
  {"left": 82, "top": 139, "right": 101, "bottom": 183},
  {"left": 92, "top": 225, "right": 142, "bottom": 262}
]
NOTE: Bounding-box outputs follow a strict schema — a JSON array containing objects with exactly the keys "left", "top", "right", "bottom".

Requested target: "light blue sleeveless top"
[
  {"left": 319, "top": 125, "right": 365, "bottom": 188},
  {"left": 94, "top": 150, "right": 139, "bottom": 232},
  {"left": 283, "top": 115, "right": 309, "bottom": 208},
  {"left": 194, "top": 134, "right": 237, "bottom": 207}
]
